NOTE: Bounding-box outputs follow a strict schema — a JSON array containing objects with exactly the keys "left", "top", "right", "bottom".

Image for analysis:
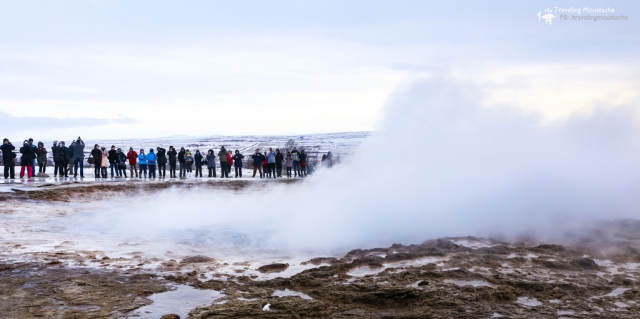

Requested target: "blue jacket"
[
  {"left": 147, "top": 149, "right": 157, "bottom": 165},
  {"left": 194, "top": 151, "right": 203, "bottom": 165},
  {"left": 138, "top": 152, "right": 148, "bottom": 165},
  {"left": 251, "top": 153, "right": 265, "bottom": 166},
  {"left": 267, "top": 151, "right": 276, "bottom": 163}
]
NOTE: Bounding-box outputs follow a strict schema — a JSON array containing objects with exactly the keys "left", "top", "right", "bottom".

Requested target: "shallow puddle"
[{"left": 128, "top": 285, "right": 224, "bottom": 318}]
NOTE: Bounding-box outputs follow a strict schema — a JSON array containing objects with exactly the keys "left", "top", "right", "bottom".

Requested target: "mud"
[{"left": 1, "top": 182, "right": 640, "bottom": 318}]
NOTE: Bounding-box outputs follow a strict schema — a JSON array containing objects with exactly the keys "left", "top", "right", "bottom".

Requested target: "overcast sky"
[{"left": 0, "top": 1, "right": 638, "bottom": 140}]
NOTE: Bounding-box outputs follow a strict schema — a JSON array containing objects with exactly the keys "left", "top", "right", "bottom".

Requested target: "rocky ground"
[{"left": 1, "top": 181, "right": 640, "bottom": 318}]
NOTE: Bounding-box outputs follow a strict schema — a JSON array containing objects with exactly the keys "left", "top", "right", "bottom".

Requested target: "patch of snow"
[
  {"left": 517, "top": 297, "right": 542, "bottom": 307},
  {"left": 444, "top": 280, "right": 495, "bottom": 288},
  {"left": 605, "top": 288, "right": 630, "bottom": 297},
  {"left": 272, "top": 288, "right": 313, "bottom": 300},
  {"left": 614, "top": 301, "right": 629, "bottom": 308},
  {"left": 557, "top": 310, "right": 575, "bottom": 315}
]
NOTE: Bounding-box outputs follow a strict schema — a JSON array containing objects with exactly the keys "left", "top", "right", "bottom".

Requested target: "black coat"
[
  {"left": 275, "top": 152, "right": 284, "bottom": 164},
  {"left": 232, "top": 153, "right": 244, "bottom": 167},
  {"left": 194, "top": 152, "right": 203, "bottom": 166},
  {"left": 90, "top": 148, "right": 103, "bottom": 166},
  {"left": 108, "top": 149, "right": 118, "bottom": 164},
  {"left": 167, "top": 149, "right": 177, "bottom": 164},
  {"left": 177, "top": 150, "right": 186, "bottom": 164},
  {"left": 299, "top": 152, "right": 308, "bottom": 164},
  {"left": 157, "top": 148, "right": 167, "bottom": 165},
  {"left": 20, "top": 145, "right": 36, "bottom": 165},
  {"left": 1, "top": 143, "right": 15, "bottom": 163}
]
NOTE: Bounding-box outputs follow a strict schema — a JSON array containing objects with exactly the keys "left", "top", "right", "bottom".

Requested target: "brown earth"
[{"left": 1, "top": 181, "right": 640, "bottom": 318}]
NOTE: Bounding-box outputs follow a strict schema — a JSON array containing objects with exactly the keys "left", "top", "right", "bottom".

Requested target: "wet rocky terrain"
[{"left": 1, "top": 181, "right": 640, "bottom": 318}]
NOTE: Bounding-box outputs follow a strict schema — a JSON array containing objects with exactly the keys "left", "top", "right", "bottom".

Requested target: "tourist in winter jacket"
[
  {"left": 28, "top": 138, "right": 37, "bottom": 174},
  {"left": 267, "top": 148, "right": 276, "bottom": 179},
  {"left": 184, "top": 150, "right": 194, "bottom": 175},
  {"left": 67, "top": 140, "right": 75, "bottom": 176},
  {"left": 206, "top": 150, "right": 216, "bottom": 177},
  {"left": 90, "top": 144, "right": 103, "bottom": 178},
  {"left": 19, "top": 140, "right": 36, "bottom": 178},
  {"left": 227, "top": 153, "right": 233, "bottom": 175},
  {"left": 36, "top": 142, "right": 48, "bottom": 174},
  {"left": 262, "top": 151, "right": 269, "bottom": 178},
  {"left": 232, "top": 150, "right": 244, "bottom": 178},
  {"left": 108, "top": 145, "right": 119, "bottom": 177},
  {"left": 291, "top": 147, "right": 301, "bottom": 177},
  {"left": 167, "top": 146, "right": 177, "bottom": 178},
  {"left": 1, "top": 138, "right": 15, "bottom": 179},
  {"left": 51, "top": 141, "right": 63, "bottom": 177},
  {"left": 127, "top": 147, "right": 138, "bottom": 177},
  {"left": 117, "top": 148, "right": 128, "bottom": 178},
  {"left": 299, "top": 149, "right": 308, "bottom": 177},
  {"left": 58, "top": 141, "right": 69, "bottom": 177},
  {"left": 138, "top": 149, "right": 148, "bottom": 178},
  {"left": 194, "top": 150, "right": 203, "bottom": 177},
  {"left": 251, "top": 148, "right": 265, "bottom": 178},
  {"left": 285, "top": 151, "right": 293, "bottom": 178},
  {"left": 147, "top": 148, "right": 157, "bottom": 178},
  {"left": 275, "top": 149, "right": 284, "bottom": 177},
  {"left": 218, "top": 147, "right": 229, "bottom": 178},
  {"left": 72, "top": 137, "right": 85, "bottom": 178},
  {"left": 100, "top": 147, "right": 108, "bottom": 178},
  {"left": 156, "top": 147, "right": 167, "bottom": 178},
  {"left": 178, "top": 147, "right": 186, "bottom": 177}
]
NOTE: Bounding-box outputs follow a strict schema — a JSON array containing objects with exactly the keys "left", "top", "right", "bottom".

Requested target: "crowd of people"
[{"left": 1, "top": 136, "right": 334, "bottom": 180}]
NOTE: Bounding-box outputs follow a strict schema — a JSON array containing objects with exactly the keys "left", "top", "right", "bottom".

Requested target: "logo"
[{"left": 538, "top": 8, "right": 556, "bottom": 25}]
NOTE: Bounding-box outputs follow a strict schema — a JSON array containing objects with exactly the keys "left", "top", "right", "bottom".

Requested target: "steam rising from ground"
[{"left": 71, "top": 79, "right": 640, "bottom": 254}]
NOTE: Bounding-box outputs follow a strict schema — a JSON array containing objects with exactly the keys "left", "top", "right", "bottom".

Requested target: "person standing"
[
  {"left": 184, "top": 150, "right": 194, "bottom": 176},
  {"left": 138, "top": 149, "right": 148, "bottom": 178},
  {"left": 28, "top": 138, "right": 37, "bottom": 176},
  {"left": 262, "top": 151, "right": 269, "bottom": 178},
  {"left": 232, "top": 150, "right": 244, "bottom": 178},
  {"left": 147, "top": 148, "right": 157, "bottom": 178},
  {"left": 67, "top": 140, "right": 75, "bottom": 177},
  {"left": 156, "top": 147, "right": 167, "bottom": 178},
  {"left": 19, "top": 140, "right": 36, "bottom": 178},
  {"left": 267, "top": 148, "right": 276, "bottom": 179},
  {"left": 100, "top": 147, "right": 109, "bottom": 178},
  {"left": 117, "top": 148, "right": 128, "bottom": 178},
  {"left": 251, "top": 148, "right": 265, "bottom": 178},
  {"left": 275, "top": 149, "right": 284, "bottom": 177},
  {"left": 108, "top": 145, "right": 119, "bottom": 178},
  {"left": 59, "top": 141, "right": 69, "bottom": 177},
  {"left": 36, "top": 142, "right": 48, "bottom": 174},
  {"left": 168, "top": 146, "right": 177, "bottom": 178},
  {"left": 1, "top": 138, "right": 15, "bottom": 179},
  {"left": 206, "top": 149, "right": 216, "bottom": 177},
  {"left": 127, "top": 147, "right": 138, "bottom": 177},
  {"left": 326, "top": 151, "right": 333, "bottom": 168},
  {"left": 51, "top": 141, "right": 62, "bottom": 177},
  {"left": 73, "top": 137, "right": 85, "bottom": 178},
  {"left": 90, "top": 144, "right": 103, "bottom": 178},
  {"left": 227, "top": 152, "right": 233, "bottom": 176},
  {"left": 178, "top": 147, "right": 186, "bottom": 177},
  {"left": 285, "top": 151, "right": 293, "bottom": 178},
  {"left": 218, "top": 146, "right": 229, "bottom": 178},
  {"left": 299, "top": 149, "right": 308, "bottom": 177},
  {"left": 291, "top": 147, "right": 300, "bottom": 177},
  {"left": 194, "top": 150, "right": 203, "bottom": 177}
]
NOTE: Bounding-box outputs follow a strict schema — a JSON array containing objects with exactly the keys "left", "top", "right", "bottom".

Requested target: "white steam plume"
[{"left": 69, "top": 78, "right": 640, "bottom": 254}]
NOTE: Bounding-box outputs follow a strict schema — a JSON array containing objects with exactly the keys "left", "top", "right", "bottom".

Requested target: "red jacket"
[
  {"left": 227, "top": 154, "right": 233, "bottom": 165},
  {"left": 127, "top": 151, "right": 138, "bottom": 164}
]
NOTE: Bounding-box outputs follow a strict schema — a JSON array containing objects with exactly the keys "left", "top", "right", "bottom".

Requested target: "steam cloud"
[{"left": 69, "top": 78, "right": 640, "bottom": 255}]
